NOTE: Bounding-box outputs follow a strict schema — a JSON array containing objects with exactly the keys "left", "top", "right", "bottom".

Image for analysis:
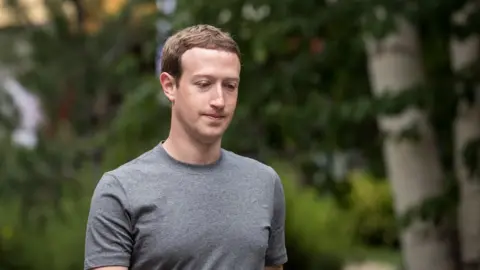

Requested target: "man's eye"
[
  {"left": 225, "top": 84, "right": 237, "bottom": 90},
  {"left": 196, "top": 81, "right": 211, "bottom": 88}
]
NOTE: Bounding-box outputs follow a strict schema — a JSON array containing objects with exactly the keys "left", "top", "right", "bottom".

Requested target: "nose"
[{"left": 210, "top": 84, "right": 225, "bottom": 109}]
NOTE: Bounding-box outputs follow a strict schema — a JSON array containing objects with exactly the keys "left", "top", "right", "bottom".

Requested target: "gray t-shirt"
[{"left": 84, "top": 144, "right": 288, "bottom": 270}]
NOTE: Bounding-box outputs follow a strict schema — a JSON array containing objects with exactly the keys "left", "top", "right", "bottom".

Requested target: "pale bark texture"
[
  {"left": 450, "top": 3, "right": 480, "bottom": 270},
  {"left": 364, "top": 17, "right": 456, "bottom": 270}
]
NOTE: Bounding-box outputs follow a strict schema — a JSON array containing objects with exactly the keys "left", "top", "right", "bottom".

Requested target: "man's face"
[{"left": 161, "top": 48, "right": 240, "bottom": 144}]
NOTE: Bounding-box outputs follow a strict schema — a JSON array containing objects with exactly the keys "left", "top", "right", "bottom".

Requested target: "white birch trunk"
[
  {"left": 364, "top": 17, "right": 456, "bottom": 270},
  {"left": 450, "top": 3, "right": 480, "bottom": 269}
]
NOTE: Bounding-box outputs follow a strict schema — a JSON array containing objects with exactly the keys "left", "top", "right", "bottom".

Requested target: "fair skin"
[
  {"left": 92, "top": 48, "right": 282, "bottom": 270},
  {"left": 161, "top": 47, "right": 240, "bottom": 165}
]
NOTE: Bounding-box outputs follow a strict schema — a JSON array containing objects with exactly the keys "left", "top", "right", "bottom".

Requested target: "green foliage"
[
  {"left": 3, "top": 0, "right": 159, "bottom": 138},
  {"left": 463, "top": 138, "right": 480, "bottom": 178},
  {"left": 280, "top": 164, "right": 354, "bottom": 249},
  {"left": 275, "top": 161, "right": 351, "bottom": 269},
  {"left": 272, "top": 161, "right": 401, "bottom": 269},
  {"left": 101, "top": 76, "right": 170, "bottom": 170},
  {"left": 0, "top": 165, "right": 100, "bottom": 270},
  {"left": 347, "top": 171, "right": 398, "bottom": 248},
  {"left": 0, "top": 87, "right": 18, "bottom": 136},
  {"left": 0, "top": 198, "right": 88, "bottom": 270}
]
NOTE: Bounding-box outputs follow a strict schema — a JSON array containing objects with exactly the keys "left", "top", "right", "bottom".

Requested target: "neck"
[{"left": 162, "top": 119, "right": 222, "bottom": 165}]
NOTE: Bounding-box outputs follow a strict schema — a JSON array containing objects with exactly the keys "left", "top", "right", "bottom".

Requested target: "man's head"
[{"left": 159, "top": 24, "right": 241, "bottom": 144}]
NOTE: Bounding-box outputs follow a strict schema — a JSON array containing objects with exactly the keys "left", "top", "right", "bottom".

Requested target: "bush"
[
  {"left": 273, "top": 162, "right": 400, "bottom": 269},
  {"left": 0, "top": 166, "right": 99, "bottom": 270},
  {"left": 273, "top": 161, "right": 355, "bottom": 270},
  {"left": 347, "top": 171, "right": 398, "bottom": 248}
]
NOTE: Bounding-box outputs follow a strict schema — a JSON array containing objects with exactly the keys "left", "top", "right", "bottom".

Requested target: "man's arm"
[
  {"left": 264, "top": 167, "right": 288, "bottom": 268},
  {"left": 84, "top": 173, "right": 133, "bottom": 270}
]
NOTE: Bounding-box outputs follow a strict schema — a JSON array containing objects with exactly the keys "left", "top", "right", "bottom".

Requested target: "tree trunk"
[
  {"left": 364, "top": 17, "right": 456, "bottom": 270},
  {"left": 450, "top": 3, "right": 480, "bottom": 270}
]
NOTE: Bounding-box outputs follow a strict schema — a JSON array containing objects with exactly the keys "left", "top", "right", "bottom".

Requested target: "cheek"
[
  {"left": 227, "top": 100, "right": 237, "bottom": 110},
  {"left": 226, "top": 94, "right": 238, "bottom": 109},
  {"left": 178, "top": 92, "right": 206, "bottom": 119},
  {"left": 225, "top": 90, "right": 238, "bottom": 102},
  {"left": 178, "top": 87, "right": 199, "bottom": 107}
]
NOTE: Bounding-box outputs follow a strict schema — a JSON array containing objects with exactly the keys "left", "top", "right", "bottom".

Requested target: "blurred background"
[{"left": 1, "top": 0, "right": 480, "bottom": 269}]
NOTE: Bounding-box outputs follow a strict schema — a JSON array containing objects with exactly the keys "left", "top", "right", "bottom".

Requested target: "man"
[{"left": 84, "top": 24, "right": 288, "bottom": 270}]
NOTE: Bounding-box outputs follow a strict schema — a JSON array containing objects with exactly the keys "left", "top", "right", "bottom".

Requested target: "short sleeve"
[
  {"left": 265, "top": 168, "right": 288, "bottom": 266},
  {"left": 84, "top": 173, "right": 133, "bottom": 270}
]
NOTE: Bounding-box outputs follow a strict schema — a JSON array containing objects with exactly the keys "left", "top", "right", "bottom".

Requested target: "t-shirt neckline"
[{"left": 155, "top": 141, "right": 224, "bottom": 173}]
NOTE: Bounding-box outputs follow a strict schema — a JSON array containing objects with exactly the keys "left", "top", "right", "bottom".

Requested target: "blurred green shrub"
[
  {"left": 273, "top": 161, "right": 399, "bottom": 269},
  {"left": 273, "top": 161, "right": 354, "bottom": 270},
  {"left": 347, "top": 171, "right": 398, "bottom": 248},
  {"left": 0, "top": 166, "right": 98, "bottom": 270}
]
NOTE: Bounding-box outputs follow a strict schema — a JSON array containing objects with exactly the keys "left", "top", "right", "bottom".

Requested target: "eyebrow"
[{"left": 192, "top": 74, "right": 240, "bottom": 82}]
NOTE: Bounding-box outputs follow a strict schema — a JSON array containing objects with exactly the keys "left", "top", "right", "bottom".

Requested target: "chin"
[{"left": 197, "top": 129, "right": 225, "bottom": 144}]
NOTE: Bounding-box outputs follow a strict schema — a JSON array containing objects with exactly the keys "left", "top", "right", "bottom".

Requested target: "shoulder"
[
  {"left": 222, "top": 149, "right": 280, "bottom": 183},
  {"left": 97, "top": 146, "right": 166, "bottom": 191}
]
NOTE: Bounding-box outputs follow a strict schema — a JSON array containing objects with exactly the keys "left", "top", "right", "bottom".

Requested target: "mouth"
[{"left": 203, "top": 114, "right": 225, "bottom": 120}]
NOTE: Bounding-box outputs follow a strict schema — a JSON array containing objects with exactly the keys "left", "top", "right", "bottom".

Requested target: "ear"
[{"left": 159, "top": 72, "right": 177, "bottom": 103}]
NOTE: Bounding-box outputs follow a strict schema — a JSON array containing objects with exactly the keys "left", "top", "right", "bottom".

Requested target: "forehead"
[{"left": 180, "top": 48, "right": 240, "bottom": 78}]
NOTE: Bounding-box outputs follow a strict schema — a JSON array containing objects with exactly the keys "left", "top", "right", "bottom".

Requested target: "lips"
[{"left": 203, "top": 113, "right": 225, "bottom": 119}]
